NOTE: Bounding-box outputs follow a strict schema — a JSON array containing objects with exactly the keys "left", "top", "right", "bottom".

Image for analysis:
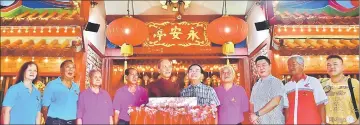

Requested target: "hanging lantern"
[
  {"left": 106, "top": 16, "right": 149, "bottom": 46},
  {"left": 207, "top": 16, "right": 248, "bottom": 45},
  {"left": 222, "top": 42, "right": 235, "bottom": 65}
]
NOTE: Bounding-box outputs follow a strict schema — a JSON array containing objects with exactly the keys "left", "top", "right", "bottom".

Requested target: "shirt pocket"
[
  {"left": 71, "top": 89, "right": 79, "bottom": 101},
  {"left": 36, "top": 95, "right": 41, "bottom": 106},
  {"left": 53, "top": 91, "right": 65, "bottom": 102},
  {"left": 228, "top": 96, "right": 241, "bottom": 105},
  {"left": 197, "top": 94, "right": 210, "bottom": 105},
  {"left": 230, "top": 96, "right": 243, "bottom": 113}
]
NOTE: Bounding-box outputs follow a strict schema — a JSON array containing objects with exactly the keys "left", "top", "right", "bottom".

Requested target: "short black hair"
[
  {"left": 327, "top": 55, "right": 343, "bottom": 63},
  {"left": 187, "top": 64, "right": 205, "bottom": 74},
  {"left": 124, "top": 68, "right": 137, "bottom": 76},
  {"left": 60, "top": 60, "right": 74, "bottom": 69},
  {"left": 255, "top": 56, "right": 271, "bottom": 64}
]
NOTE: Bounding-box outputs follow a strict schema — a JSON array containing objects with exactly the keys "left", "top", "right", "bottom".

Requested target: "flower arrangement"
[
  {"left": 128, "top": 105, "right": 217, "bottom": 124},
  {"left": 34, "top": 80, "right": 45, "bottom": 94},
  {"left": 34, "top": 80, "right": 46, "bottom": 124}
]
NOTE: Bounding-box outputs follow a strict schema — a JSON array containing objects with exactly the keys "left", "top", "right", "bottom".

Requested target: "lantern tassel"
[
  {"left": 121, "top": 43, "right": 133, "bottom": 84},
  {"left": 222, "top": 42, "right": 235, "bottom": 55},
  {"left": 222, "top": 42, "right": 235, "bottom": 65},
  {"left": 121, "top": 43, "right": 134, "bottom": 57}
]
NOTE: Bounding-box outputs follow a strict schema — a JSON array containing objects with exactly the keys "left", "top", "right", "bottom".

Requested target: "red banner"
[{"left": 129, "top": 106, "right": 216, "bottom": 124}]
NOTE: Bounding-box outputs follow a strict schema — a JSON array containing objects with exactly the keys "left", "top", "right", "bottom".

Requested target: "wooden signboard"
[{"left": 141, "top": 21, "right": 212, "bottom": 53}]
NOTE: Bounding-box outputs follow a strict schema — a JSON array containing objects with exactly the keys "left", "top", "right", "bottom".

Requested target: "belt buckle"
[{"left": 66, "top": 121, "right": 73, "bottom": 124}]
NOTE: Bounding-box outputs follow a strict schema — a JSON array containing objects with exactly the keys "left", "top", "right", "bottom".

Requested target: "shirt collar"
[
  {"left": 125, "top": 84, "right": 139, "bottom": 90},
  {"left": 290, "top": 74, "right": 307, "bottom": 82},
  {"left": 56, "top": 77, "right": 76, "bottom": 87},
  {"left": 158, "top": 78, "right": 173, "bottom": 83},
  {"left": 220, "top": 83, "right": 235, "bottom": 91},
  {"left": 18, "top": 81, "right": 36, "bottom": 92},
  {"left": 190, "top": 83, "right": 203, "bottom": 88},
  {"left": 87, "top": 88, "right": 104, "bottom": 94},
  {"left": 258, "top": 75, "right": 273, "bottom": 83}
]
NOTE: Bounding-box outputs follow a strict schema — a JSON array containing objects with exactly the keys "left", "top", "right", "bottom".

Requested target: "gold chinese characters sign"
[{"left": 143, "top": 22, "right": 211, "bottom": 47}]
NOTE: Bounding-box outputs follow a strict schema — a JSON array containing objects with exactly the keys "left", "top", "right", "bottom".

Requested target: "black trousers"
[
  {"left": 45, "top": 117, "right": 76, "bottom": 125},
  {"left": 118, "top": 119, "right": 130, "bottom": 125}
]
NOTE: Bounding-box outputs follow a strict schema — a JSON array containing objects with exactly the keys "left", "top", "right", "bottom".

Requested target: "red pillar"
[{"left": 74, "top": 52, "right": 87, "bottom": 91}]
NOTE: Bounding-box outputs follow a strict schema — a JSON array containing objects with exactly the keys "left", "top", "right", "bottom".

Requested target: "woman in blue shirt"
[{"left": 1, "top": 61, "right": 42, "bottom": 124}]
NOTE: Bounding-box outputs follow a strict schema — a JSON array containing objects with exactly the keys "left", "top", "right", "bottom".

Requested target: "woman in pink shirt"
[{"left": 76, "top": 69, "right": 113, "bottom": 124}]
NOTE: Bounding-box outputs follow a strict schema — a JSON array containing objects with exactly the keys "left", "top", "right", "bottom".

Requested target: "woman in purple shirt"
[
  {"left": 113, "top": 68, "right": 149, "bottom": 125},
  {"left": 76, "top": 69, "right": 113, "bottom": 124}
]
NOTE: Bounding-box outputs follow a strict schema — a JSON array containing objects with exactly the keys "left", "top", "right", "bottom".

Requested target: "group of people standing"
[
  {"left": 1, "top": 55, "right": 359, "bottom": 125},
  {"left": 248, "top": 55, "right": 359, "bottom": 125}
]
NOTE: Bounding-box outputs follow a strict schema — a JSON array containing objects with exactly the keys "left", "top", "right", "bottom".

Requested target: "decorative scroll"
[
  {"left": 143, "top": 21, "right": 211, "bottom": 47},
  {"left": 85, "top": 47, "right": 102, "bottom": 88}
]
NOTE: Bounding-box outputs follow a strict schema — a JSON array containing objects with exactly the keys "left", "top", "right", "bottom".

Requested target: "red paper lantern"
[
  {"left": 351, "top": 0, "right": 359, "bottom": 7},
  {"left": 207, "top": 16, "right": 248, "bottom": 45},
  {"left": 106, "top": 16, "right": 149, "bottom": 46}
]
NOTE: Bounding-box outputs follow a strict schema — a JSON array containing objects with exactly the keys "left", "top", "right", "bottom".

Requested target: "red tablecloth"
[{"left": 129, "top": 106, "right": 216, "bottom": 124}]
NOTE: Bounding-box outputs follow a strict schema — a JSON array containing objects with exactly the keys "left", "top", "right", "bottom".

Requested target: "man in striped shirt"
[{"left": 181, "top": 64, "right": 220, "bottom": 106}]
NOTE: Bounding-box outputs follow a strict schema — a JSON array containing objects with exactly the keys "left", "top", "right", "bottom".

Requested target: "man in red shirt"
[
  {"left": 284, "top": 55, "right": 327, "bottom": 124},
  {"left": 148, "top": 59, "right": 181, "bottom": 97}
]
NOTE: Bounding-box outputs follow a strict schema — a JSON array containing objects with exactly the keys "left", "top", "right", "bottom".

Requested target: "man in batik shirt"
[{"left": 321, "top": 55, "right": 359, "bottom": 124}]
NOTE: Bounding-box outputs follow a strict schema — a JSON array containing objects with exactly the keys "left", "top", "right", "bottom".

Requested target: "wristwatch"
[{"left": 255, "top": 111, "right": 260, "bottom": 117}]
